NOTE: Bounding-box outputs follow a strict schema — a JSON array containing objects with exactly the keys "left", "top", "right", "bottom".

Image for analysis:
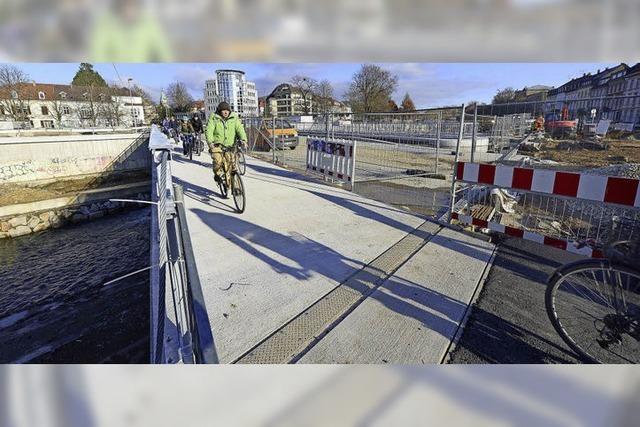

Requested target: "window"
[
  {"left": 80, "top": 107, "right": 92, "bottom": 119},
  {"left": 62, "top": 105, "right": 71, "bottom": 115},
  {"left": 38, "top": 91, "right": 46, "bottom": 100},
  {"left": 11, "top": 90, "right": 18, "bottom": 99},
  {"left": 41, "top": 105, "right": 49, "bottom": 115},
  {"left": 41, "top": 120, "right": 54, "bottom": 128}
]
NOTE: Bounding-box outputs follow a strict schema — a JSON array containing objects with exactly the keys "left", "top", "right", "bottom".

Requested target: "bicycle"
[
  {"left": 182, "top": 133, "right": 194, "bottom": 160},
  {"left": 546, "top": 239, "right": 640, "bottom": 363},
  {"left": 234, "top": 140, "right": 247, "bottom": 176},
  {"left": 214, "top": 145, "right": 246, "bottom": 214}
]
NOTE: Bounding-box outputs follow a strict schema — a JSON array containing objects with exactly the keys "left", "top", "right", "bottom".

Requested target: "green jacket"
[{"left": 205, "top": 112, "right": 247, "bottom": 148}]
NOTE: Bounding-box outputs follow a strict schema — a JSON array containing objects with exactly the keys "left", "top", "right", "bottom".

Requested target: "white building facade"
[
  {"left": 0, "top": 83, "right": 144, "bottom": 129},
  {"left": 203, "top": 69, "right": 259, "bottom": 118}
]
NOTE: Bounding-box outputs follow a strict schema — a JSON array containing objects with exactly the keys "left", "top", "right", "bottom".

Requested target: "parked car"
[{"left": 252, "top": 118, "right": 299, "bottom": 151}]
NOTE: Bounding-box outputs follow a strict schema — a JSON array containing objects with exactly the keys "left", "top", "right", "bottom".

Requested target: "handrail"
[{"left": 148, "top": 125, "right": 216, "bottom": 363}]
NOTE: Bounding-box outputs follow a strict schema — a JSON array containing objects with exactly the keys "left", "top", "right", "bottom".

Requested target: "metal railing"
[{"left": 149, "top": 125, "right": 216, "bottom": 364}]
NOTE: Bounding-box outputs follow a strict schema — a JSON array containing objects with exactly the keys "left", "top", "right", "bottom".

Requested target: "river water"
[{"left": 0, "top": 208, "right": 150, "bottom": 363}]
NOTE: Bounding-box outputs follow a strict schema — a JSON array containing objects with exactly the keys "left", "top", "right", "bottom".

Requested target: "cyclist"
[
  {"left": 180, "top": 118, "right": 195, "bottom": 156},
  {"left": 190, "top": 113, "right": 204, "bottom": 154},
  {"left": 167, "top": 115, "right": 180, "bottom": 141},
  {"left": 206, "top": 101, "right": 247, "bottom": 185}
]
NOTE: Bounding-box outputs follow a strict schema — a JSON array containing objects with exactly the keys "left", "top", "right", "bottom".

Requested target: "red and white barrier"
[
  {"left": 306, "top": 138, "right": 356, "bottom": 189},
  {"left": 451, "top": 212, "right": 604, "bottom": 258},
  {"left": 456, "top": 162, "right": 640, "bottom": 208}
]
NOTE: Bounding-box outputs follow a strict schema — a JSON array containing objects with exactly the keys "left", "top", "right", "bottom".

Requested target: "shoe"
[{"left": 214, "top": 174, "right": 222, "bottom": 184}]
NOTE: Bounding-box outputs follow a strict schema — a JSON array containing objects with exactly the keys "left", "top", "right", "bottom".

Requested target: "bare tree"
[
  {"left": 49, "top": 95, "right": 67, "bottom": 128},
  {"left": 99, "top": 86, "right": 126, "bottom": 127},
  {"left": 0, "top": 64, "right": 31, "bottom": 124},
  {"left": 345, "top": 64, "right": 398, "bottom": 113},
  {"left": 166, "top": 82, "right": 193, "bottom": 112},
  {"left": 290, "top": 75, "right": 318, "bottom": 114},
  {"left": 313, "top": 79, "right": 335, "bottom": 114},
  {"left": 492, "top": 87, "right": 516, "bottom": 104},
  {"left": 74, "top": 84, "right": 100, "bottom": 128}
]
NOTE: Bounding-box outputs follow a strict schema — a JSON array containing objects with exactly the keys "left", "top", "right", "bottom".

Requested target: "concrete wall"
[{"left": 0, "top": 132, "right": 150, "bottom": 184}]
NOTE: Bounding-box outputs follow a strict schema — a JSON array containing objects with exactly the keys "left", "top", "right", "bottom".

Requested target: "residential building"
[
  {"left": 622, "top": 63, "right": 640, "bottom": 125},
  {"left": 0, "top": 82, "right": 144, "bottom": 129},
  {"left": 265, "top": 83, "right": 313, "bottom": 117},
  {"left": 203, "top": 69, "right": 259, "bottom": 118}
]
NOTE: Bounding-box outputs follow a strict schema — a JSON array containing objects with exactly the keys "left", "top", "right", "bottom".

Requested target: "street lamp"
[{"left": 127, "top": 78, "right": 135, "bottom": 128}]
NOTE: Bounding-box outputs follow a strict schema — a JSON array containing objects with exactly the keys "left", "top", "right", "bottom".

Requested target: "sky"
[{"left": 9, "top": 63, "right": 617, "bottom": 108}]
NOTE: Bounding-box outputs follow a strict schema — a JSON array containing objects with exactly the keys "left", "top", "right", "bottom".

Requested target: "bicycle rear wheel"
[
  {"left": 237, "top": 150, "right": 246, "bottom": 176},
  {"left": 231, "top": 173, "right": 245, "bottom": 213},
  {"left": 546, "top": 259, "right": 640, "bottom": 363}
]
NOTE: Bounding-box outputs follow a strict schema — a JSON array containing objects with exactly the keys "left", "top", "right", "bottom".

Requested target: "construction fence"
[{"left": 241, "top": 96, "right": 639, "bottom": 254}]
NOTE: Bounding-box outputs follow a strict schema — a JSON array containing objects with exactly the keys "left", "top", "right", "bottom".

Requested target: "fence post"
[
  {"left": 272, "top": 116, "right": 276, "bottom": 164},
  {"left": 326, "top": 113, "right": 330, "bottom": 142},
  {"left": 435, "top": 110, "right": 441, "bottom": 176},
  {"left": 448, "top": 104, "right": 466, "bottom": 223},
  {"left": 471, "top": 103, "right": 478, "bottom": 163}
]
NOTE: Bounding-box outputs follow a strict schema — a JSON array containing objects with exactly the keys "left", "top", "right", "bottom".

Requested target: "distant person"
[
  {"left": 180, "top": 118, "right": 195, "bottom": 154},
  {"left": 206, "top": 102, "right": 247, "bottom": 185},
  {"left": 89, "top": 0, "right": 172, "bottom": 61},
  {"left": 191, "top": 113, "right": 204, "bottom": 151}
]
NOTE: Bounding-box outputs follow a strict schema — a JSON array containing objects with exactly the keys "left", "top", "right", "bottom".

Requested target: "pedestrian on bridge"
[{"left": 206, "top": 102, "right": 248, "bottom": 185}]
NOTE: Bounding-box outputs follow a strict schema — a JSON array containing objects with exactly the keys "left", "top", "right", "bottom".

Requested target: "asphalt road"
[{"left": 448, "top": 236, "right": 585, "bottom": 364}]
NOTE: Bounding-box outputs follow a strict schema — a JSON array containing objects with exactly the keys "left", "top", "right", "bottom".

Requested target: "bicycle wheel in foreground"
[
  {"left": 546, "top": 260, "right": 640, "bottom": 363},
  {"left": 237, "top": 150, "right": 246, "bottom": 176},
  {"left": 231, "top": 173, "right": 245, "bottom": 213}
]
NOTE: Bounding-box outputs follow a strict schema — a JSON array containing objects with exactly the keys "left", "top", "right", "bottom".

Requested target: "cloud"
[{"left": 173, "top": 65, "right": 213, "bottom": 99}]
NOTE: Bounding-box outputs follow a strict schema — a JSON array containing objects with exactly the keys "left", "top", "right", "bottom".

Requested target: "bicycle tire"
[
  {"left": 546, "top": 259, "right": 640, "bottom": 364},
  {"left": 237, "top": 150, "right": 246, "bottom": 176},
  {"left": 231, "top": 173, "right": 245, "bottom": 213}
]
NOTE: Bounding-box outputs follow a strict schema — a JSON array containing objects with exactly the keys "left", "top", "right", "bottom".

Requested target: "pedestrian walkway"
[{"left": 169, "top": 148, "right": 494, "bottom": 363}]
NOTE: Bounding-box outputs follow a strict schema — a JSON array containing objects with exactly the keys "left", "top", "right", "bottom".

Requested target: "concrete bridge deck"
[{"left": 170, "top": 147, "right": 494, "bottom": 364}]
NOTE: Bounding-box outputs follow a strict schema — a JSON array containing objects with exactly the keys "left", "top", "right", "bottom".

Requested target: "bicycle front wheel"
[
  {"left": 231, "top": 173, "right": 245, "bottom": 213},
  {"left": 237, "top": 150, "right": 246, "bottom": 176},
  {"left": 546, "top": 259, "right": 640, "bottom": 363}
]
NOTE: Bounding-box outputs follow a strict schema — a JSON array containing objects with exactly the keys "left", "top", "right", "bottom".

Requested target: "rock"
[
  {"left": 1, "top": 221, "right": 10, "bottom": 232},
  {"left": 38, "top": 212, "right": 51, "bottom": 222},
  {"left": 71, "top": 213, "right": 88, "bottom": 223},
  {"left": 27, "top": 216, "right": 41, "bottom": 229},
  {"left": 33, "top": 223, "right": 49, "bottom": 233},
  {"left": 0, "top": 232, "right": 9, "bottom": 239},
  {"left": 9, "top": 225, "right": 32, "bottom": 237},
  {"left": 61, "top": 209, "right": 73, "bottom": 219},
  {"left": 90, "top": 203, "right": 100, "bottom": 212},
  {"left": 8, "top": 216, "right": 27, "bottom": 227},
  {"left": 51, "top": 216, "right": 64, "bottom": 228},
  {"left": 79, "top": 206, "right": 91, "bottom": 216}
]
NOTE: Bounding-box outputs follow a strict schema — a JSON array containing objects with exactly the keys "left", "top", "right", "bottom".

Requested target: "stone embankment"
[{"left": 0, "top": 193, "right": 150, "bottom": 239}]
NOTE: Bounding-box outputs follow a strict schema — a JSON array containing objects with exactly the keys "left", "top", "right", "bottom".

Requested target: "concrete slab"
[
  {"left": 298, "top": 227, "right": 495, "bottom": 364},
  {"left": 169, "top": 150, "right": 426, "bottom": 362}
]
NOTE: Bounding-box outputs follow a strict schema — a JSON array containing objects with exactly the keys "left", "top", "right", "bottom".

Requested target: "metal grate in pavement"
[{"left": 234, "top": 220, "right": 441, "bottom": 364}]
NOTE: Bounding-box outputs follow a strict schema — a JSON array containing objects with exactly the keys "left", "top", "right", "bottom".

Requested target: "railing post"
[
  {"left": 448, "top": 104, "right": 465, "bottom": 223},
  {"left": 435, "top": 110, "right": 441, "bottom": 176},
  {"left": 471, "top": 103, "right": 478, "bottom": 163}
]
